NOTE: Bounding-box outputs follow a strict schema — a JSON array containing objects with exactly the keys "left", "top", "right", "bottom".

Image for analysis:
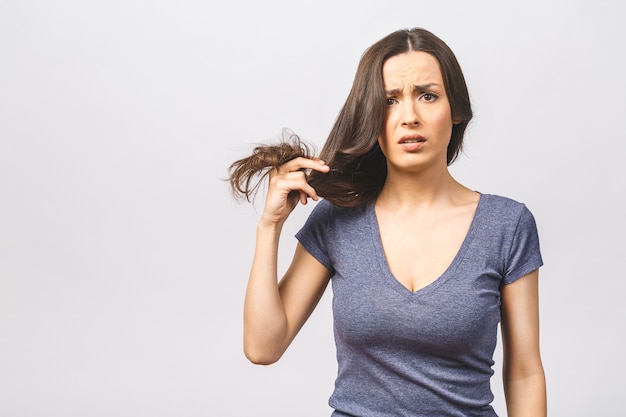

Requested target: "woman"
[{"left": 229, "top": 28, "right": 546, "bottom": 417}]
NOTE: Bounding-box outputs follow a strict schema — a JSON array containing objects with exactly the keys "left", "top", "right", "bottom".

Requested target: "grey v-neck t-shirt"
[{"left": 295, "top": 193, "right": 543, "bottom": 417}]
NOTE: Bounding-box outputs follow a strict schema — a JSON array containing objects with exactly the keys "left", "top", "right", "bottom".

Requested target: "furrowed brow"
[
  {"left": 385, "top": 83, "right": 440, "bottom": 95},
  {"left": 412, "top": 83, "right": 439, "bottom": 91}
]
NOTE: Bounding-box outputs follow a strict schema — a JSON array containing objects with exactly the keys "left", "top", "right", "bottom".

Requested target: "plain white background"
[{"left": 1, "top": 0, "right": 625, "bottom": 416}]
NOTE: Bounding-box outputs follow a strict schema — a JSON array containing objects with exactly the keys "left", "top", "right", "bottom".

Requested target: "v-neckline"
[{"left": 368, "top": 193, "right": 484, "bottom": 297}]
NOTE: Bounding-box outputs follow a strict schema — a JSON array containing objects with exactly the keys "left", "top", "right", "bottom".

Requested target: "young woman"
[{"left": 229, "top": 27, "right": 546, "bottom": 417}]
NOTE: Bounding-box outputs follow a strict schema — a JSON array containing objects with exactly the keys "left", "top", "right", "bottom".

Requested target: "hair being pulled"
[
  {"left": 228, "top": 131, "right": 315, "bottom": 202},
  {"left": 228, "top": 129, "right": 385, "bottom": 207}
]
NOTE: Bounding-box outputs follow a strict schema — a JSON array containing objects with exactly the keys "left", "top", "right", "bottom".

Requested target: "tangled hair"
[
  {"left": 229, "top": 28, "right": 473, "bottom": 207},
  {"left": 228, "top": 131, "right": 315, "bottom": 202}
]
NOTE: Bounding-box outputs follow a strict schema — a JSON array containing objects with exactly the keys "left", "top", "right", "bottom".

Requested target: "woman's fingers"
[
  {"left": 277, "top": 157, "right": 329, "bottom": 176},
  {"left": 271, "top": 171, "right": 319, "bottom": 200},
  {"left": 262, "top": 157, "right": 329, "bottom": 225},
  {"left": 270, "top": 157, "right": 328, "bottom": 200}
]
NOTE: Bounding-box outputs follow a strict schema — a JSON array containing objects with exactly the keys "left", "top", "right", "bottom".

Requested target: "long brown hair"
[{"left": 229, "top": 28, "right": 473, "bottom": 207}]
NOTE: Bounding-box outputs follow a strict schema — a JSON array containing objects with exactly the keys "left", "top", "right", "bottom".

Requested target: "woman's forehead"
[{"left": 382, "top": 51, "right": 444, "bottom": 89}]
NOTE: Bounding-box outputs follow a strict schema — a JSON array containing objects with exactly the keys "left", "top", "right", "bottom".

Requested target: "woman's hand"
[{"left": 260, "top": 157, "right": 329, "bottom": 227}]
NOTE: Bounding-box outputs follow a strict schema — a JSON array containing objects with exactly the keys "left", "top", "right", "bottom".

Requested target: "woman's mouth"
[
  {"left": 399, "top": 134, "right": 426, "bottom": 144},
  {"left": 398, "top": 135, "right": 426, "bottom": 151}
]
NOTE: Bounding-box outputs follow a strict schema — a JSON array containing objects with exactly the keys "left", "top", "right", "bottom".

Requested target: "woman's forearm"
[
  {"left": 504, "top": 369, "right": 547, "bottom": 417},
  {"left": 243, "top": 221, "right": 289, "bottom": 365}
]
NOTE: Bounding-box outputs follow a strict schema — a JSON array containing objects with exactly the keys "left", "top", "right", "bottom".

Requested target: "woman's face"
[{"left": 379, "top": 51, "right": 455, "bottom": 174}]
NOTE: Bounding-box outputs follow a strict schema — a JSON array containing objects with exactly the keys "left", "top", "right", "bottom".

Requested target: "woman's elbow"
[{"left": 243, "top": 343, "right": 284, "bottom": 365}]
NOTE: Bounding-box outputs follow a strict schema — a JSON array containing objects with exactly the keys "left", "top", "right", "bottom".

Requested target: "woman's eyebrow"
[
  {"left": 413, "top": 83, "right": 440, "bottom": 91},
  {"left": 384, "top": 83, "right": 440, "bottom": 95}
]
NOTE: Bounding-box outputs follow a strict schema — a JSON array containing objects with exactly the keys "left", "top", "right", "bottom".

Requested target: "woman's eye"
[
  {"left": 386, "top": 97, "right": 398, "bottom": 106},
  {"left": 420, "top": 93, "right": 438, "bottom": 102}
]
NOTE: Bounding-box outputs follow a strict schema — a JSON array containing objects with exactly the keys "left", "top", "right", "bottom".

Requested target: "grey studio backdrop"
[{"left": 0, "top": 1, "right": 624, "bottom": 416}]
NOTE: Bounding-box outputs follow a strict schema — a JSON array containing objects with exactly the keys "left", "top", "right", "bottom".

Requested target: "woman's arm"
[
  {"left": 501, "top": 269, "right": 547, "bottom": 417},
  {"left": 243, "top": 157, "right": 331, "bottom": 365}
]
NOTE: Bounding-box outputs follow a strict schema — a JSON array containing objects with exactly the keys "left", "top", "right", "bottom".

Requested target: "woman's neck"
[{"left": 376, "top": 165, "right": 473, "bottom": 211}]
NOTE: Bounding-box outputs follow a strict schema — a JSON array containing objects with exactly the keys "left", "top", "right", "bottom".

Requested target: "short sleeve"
[
  {"left": 503, "top": 205, "right": 543, "bottom": 285},
  {"left": 295, "top": 200, "right": 334, "bottom": 274}
]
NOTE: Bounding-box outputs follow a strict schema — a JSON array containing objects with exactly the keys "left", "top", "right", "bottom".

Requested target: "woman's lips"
[{"left": 398, "top": 134, "right": 426, "bottom": 151}]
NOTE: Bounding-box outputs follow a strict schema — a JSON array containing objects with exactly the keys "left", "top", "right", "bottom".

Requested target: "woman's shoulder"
[
  {"left": 479, "top": 192, "right": 530, "bottom": 210},
  {"left": 305, "top": 198, "right": 371, "bottom": 230},
  {"left": 298, "top": 198, "right": 372, "bottom": 246},
  {"left": 477, "top": 193, "right": 537, "bottom": 224}
]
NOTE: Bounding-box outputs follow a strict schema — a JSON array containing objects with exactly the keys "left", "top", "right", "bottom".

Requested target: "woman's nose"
[{"left": 401, "top": 102, "right": 420, "bottom": 126}]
